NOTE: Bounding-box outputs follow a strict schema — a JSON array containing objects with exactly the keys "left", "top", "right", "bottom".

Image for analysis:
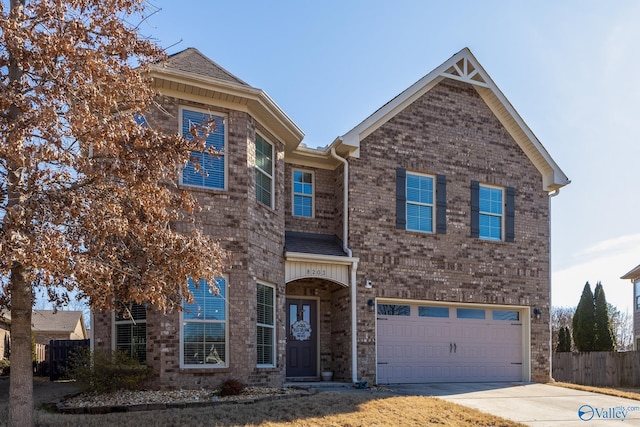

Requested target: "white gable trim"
[{"left": 339, "top": 48, "right": 570, "bottom": 192}]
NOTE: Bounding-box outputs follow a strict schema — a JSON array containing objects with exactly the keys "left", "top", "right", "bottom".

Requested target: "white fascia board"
[
  {"left": 340, "top": 47, "right": 570, "bottom": 193},
  {"left": 475, "top": 80, "right": 570, "bottom": 192},
  {"left": 285, "top": 148, "right": 341, "bottom": 170},
  {"left": 622, "top": 264, "right": 640, "bottom": 280},
  {"left": 339, "top": 49, "right": 475, "bottom": 147},
  {"left": 340, "top": 76, "right": 445, "bottom": 149},
  {"left": 149, "top": 67, "right": 305, "bottom": 145},
  {"left": 285, "top": 252, "right": 359, "bottom": 266}
]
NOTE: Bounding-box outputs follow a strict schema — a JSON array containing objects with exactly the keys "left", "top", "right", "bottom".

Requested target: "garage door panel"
[{"left": 377, "top": 303, "right": 524, "bottom": 384}]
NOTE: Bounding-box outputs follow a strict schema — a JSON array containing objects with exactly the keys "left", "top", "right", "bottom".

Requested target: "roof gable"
[
  {"left": 338, "top": 48, "right": 570, "bottom": 192},
  {"left": 163, "top": 48, "right": 248, "bottom": 86},
  {"left": 32, "top": 310, "right": 87, "bottom": 336}
]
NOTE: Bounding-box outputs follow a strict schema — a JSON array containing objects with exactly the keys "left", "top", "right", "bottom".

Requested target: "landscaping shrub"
[
  {"left": 67, "top": 348, "right": 152, "bottom": 393},
  {"left": 219, "top": 378, "right": 246, "bottom": 396},
  {"left": 0, "top": 359, "right": 9, "bottom": 376}
]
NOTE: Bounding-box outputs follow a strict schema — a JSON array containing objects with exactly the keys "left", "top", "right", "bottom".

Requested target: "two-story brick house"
[{"left": 92, "top": 47, "right": 569, "bottom": 388}]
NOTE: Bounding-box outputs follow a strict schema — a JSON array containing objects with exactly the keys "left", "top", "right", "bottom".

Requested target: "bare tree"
[
  {"left": 609, "top": 304, "right": 633, "bottom": 351},
  {"left": 551, "top": 306, "right": 575, "bottom": 352},
  {"left": 0, "top": 1, "right": 225, "bottom": 425}
]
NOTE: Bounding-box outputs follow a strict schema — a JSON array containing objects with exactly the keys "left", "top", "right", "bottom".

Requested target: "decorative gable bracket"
[{"left": 441, "top": 56, "right": 489, "bottom": 88}]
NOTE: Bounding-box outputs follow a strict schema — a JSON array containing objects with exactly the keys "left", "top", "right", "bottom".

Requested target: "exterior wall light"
[
  {"left": 365, "top": 280, "right": 372, "bottom": 289},
  {"left": 533, "top": 307, "right": 542, "bottom": 319},
  {"left": 367, "top": 299, "right": 375, "bottom": 312}
]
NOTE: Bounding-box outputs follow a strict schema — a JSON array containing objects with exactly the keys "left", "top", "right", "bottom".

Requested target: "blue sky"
[{"left": 137, "top": 1, "right": 640, "bottom": 314}]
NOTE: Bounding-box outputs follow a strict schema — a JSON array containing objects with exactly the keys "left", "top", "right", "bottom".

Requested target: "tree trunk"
[
  {"left": 8, "top": 264, "right": 33, "bottom": 427},
  {"left": 7, "top": 1, "right": 31, "bottom": 425}
]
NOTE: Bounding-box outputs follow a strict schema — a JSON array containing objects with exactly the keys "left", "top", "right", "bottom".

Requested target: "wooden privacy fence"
[
  {"left": 34, "top": 343, "right": 46, "bottom": 363},
  {"left": 553, "top": 351, "right": 640, "bottom": 387}
]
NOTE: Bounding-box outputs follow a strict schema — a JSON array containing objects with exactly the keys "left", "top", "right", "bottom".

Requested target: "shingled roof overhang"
[
  {"left": 337, "top": 48, "right": 570, "bottom": 193},
  {"left": 622, "top": 264, "right": 640, "bottom": 281},
  {"left": 148, "top": 65, "right": 305, "bottom": 151}
]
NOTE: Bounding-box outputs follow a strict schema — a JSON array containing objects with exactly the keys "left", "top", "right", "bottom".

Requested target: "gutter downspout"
[
  {"left": 547, "top": 187, "right": 560, "bottom": 382},
  {"left": 330, "top": 147, "right": 359, "bottom": 384}
]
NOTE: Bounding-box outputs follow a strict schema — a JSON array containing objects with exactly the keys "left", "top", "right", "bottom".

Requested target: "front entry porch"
[
  {"left": 284, "top": 231, "right": 359, "bottom": 383},
  {"left": 285, "top": 278, "right": 352, "bottom": 381}
]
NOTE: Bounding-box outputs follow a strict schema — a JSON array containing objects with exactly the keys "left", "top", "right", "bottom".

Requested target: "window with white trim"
[
  {"left": 479, "top": 185, "right": 503, "bottom": 241},
  {"left": 406, "top": 172, "right": 434, "bottom": 233},
  {"left": 114, "top": 302, "right": 146, "bottom": 364},
  {"left": 635, "top": 281, "right": 640, "bottom": 310},
  {"left": 292, "top": 170, "right": 313, "bottom": 217},
  {"left": 180, "top": 107, "right": 226, "bottom": 190},
  {"left": 181, "top": 277, "right": 227, "bottom": 367},
  {"left": 255, "top": 134, "right": 274, "bottom": 207},
  {"left": 256, "top": 282, "right": 275, "bottom": 367}
]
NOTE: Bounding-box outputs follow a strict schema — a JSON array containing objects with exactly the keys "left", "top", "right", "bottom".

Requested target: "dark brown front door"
[{"left": 286, "top": 298, "right": 317, "bottom": 378}]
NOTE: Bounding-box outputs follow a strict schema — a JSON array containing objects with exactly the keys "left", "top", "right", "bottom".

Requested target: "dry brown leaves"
[{"left": 0, "top": 0, "right": 226, "bottom": 312}]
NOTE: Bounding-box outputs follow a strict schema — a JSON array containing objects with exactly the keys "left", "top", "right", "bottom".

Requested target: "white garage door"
[{"left": 376, "top": 302, "right": 523, "bottom": 384}]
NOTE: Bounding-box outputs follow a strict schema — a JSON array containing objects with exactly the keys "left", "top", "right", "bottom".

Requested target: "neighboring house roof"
[
  {"left": 285, "top": 232, "right": 348, "bottom": 257},
  {"left": 149, "top": 47, "right": 304, "bottom": 151},
  {"left": 336, "top": 47, "right": 570, "bottom": 193},
  {"left": 622, "top": 264, "right": 640, "bottom": 281},
  {"left": 32, "top": 310, "right": 88, "bottom": 339}
]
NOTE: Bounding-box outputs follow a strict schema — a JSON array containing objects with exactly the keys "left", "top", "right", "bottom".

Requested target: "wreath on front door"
[{"left": 290, "top": 320, "right": 312, "bottom": 341}]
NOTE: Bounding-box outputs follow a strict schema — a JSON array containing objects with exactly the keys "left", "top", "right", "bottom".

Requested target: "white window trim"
[
  {"left": 292, "top": 169, "right": 315, "bottom": 218},
  {"left": 479, "top": 183, "right": 505, "bottom": 241},
  {"left": 255, "top": 132, "right": 274, "bottom": 209},
  {"left": 178, "top": 105, "right": 228, "bottom": 191},
  {"left": 179, "top": 275, "right": 229, "bottom": 369},
  {"left": 406, "top": 171, "right": 435, "bottom": 233},
  {"left": 256, "top": 281, "right": 276, "bottom": 368},
  {"left": 112, "top": 302, "right": 147, "bottom": 362}
]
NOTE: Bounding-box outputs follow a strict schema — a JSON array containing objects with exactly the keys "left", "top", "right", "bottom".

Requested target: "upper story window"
[
  {"left": 181, "top": 276, "right": 227, "bottom": 368},
  {"left": 635, "top": 281, "right": 640, "bottom": 310},
  {"left": 255, "top": 134, "right": 274, "bottom": 208},
  {"left": 471, "top": 181, "right": 515, "bottom": 242},
  {"left": 396, "top": 168, "right": 446, "bottom": 234},
  {"left": 292, "top": 170, "right": 314, "bottom": 217},
  {"left": 479, "top": 185, "right": 503, "bottom": 240},
  {"left": 406, "top": 172, "right": 435, "bottom": 233},
  {"left": 180, "top": 107, "right": 226, "bottom": 190},
  {"left": 114, "top": 302, "right": 146, "bottom": 364}
]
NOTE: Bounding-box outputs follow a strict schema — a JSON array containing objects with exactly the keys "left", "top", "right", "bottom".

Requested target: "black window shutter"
[
  {"left": 505, "top": 186, "right": 516, "bottom": 242},
  {"left": 470, "top": 180, "right": 480, "bottom": 238},
  {"left": 396, "top": 168, "right": 406, "bottom": 229},
  {"left": 436, "top": 174, "right": 447, "bottom": 234}
]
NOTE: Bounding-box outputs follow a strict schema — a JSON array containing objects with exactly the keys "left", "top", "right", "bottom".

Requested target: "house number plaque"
[
  {"left": 306, "top": 268, "right": 327, "bottom": 277},
  {"left": 290, "top": 320, "right": 312, "bottom": 341}
]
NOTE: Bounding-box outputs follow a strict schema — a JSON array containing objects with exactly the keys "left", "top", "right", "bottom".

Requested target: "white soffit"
[
  {"left": 622, "top": 264, "right": 640, "bottom": 281},
  {"left": 149, "top": 66, "right": 305, "bottom": 150},
  {"left": 339, "top": 48, "right": 570, "bottom": 192}
]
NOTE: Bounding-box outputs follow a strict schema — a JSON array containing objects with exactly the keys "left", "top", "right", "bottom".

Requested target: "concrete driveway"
[{"left": 387, "top": 382, "right": 640, "bottom": 426}]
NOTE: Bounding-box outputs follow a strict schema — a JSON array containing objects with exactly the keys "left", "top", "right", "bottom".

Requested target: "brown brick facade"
[
  {"left": 347, "top": 79, "right": 551, "bottom": 382},
  {"left": 92, "top": 47, "right": 565, "bottom": 388}
]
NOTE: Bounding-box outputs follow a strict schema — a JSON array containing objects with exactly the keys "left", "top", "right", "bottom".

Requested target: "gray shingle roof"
[
  {"left": 32, "top": 310, "right": 85, "bottom": 334},
  {"left": 285, "top": 232, "right": 347, "bottom": 257},
  {"left": 162, "top": 48, "right": 249, "bottom": 86}
]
